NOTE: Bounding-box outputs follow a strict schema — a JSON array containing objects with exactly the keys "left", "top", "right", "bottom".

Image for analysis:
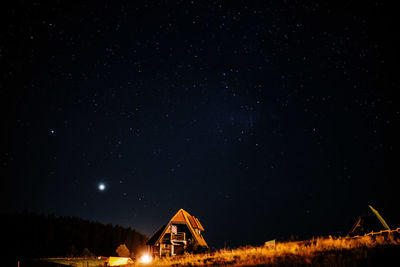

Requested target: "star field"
[{"left": 2, "top": 1, "right": 399, "bottom": 248}]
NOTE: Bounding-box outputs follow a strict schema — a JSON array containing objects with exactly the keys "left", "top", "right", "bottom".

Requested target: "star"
[{"left": 98, "top": 183, "right": 106, "bottom": 191}]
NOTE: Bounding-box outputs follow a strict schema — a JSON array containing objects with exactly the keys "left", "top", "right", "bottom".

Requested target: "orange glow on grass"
[{"left": 148, "top": 227, "right": 400, "bottom": 266}]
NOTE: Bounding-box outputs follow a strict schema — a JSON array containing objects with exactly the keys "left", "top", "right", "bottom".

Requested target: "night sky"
[{"left": 2, "top": 1, "right": 399, "bottom": 248}]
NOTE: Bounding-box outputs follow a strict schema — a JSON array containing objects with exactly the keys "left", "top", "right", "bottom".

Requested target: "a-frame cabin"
[{"left": 146, "top": 209, "right": 208, "bottom": 257}]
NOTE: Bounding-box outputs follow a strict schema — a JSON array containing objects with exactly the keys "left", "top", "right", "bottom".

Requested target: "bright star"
[{"left": 98, "top": 183, "right": 106, "bottom": 191}]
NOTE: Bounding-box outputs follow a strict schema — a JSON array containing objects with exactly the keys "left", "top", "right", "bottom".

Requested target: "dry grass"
[{"left": 134, "top": 228, "right": 400, "bottom": 266}]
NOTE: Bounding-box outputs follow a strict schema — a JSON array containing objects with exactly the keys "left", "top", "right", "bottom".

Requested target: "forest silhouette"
[{"left": 4, "top": 211, "right": 147, "bottom": 260}]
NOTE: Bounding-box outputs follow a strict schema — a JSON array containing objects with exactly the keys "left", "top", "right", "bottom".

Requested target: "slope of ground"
[{"left": 139, "top": 228, "right": 400, "bottom": 266}]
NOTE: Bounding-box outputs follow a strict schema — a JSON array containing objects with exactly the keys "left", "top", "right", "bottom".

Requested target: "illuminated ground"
[
  {"left": 136, "top": 228, "right": 400, "bottom": 266},
  {"left": 26, "top": 228, "right": 399, "bottom": 266}
]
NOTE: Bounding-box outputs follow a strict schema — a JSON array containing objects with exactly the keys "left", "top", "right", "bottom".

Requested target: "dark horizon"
[{"left": 2, "top": 1, "right": 399, "bottom": 250}]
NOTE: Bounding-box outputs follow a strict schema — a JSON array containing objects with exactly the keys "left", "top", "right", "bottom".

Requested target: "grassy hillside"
[
  {"left": 22, "top": 228, "right": 400, "bottom": 266},
  {"left": 139, "top": 228, "right": 400, "bottom": 266}
]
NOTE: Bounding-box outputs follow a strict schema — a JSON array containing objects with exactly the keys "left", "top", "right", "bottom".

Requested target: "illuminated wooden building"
[{"left": 146, "top": 209, "right": 208, "bottom": 257}]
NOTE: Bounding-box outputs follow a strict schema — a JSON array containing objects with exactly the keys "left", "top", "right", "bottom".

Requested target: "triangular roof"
[{"left": 146, "top": 209, "right": 208, "bottom": 247}]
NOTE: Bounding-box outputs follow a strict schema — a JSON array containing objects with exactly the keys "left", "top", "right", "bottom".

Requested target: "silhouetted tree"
[
  {"left": 82, "top": 248, "right": 93, "bottom": 257},
  {"left": 67, "top": 244, "right": 78, "bottom": 257},
  {"left": 116, "top": 244, "right": 130, "bottom": 257}
]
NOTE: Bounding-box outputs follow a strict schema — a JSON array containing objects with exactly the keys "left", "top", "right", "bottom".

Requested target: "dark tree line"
[{"left": 4, "top": 211, "right": 148, "bottom": 260}]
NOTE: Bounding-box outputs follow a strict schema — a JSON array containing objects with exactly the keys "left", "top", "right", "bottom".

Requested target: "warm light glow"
[{"left": 139, "top": 254, "right": 152, "bottom": 264}]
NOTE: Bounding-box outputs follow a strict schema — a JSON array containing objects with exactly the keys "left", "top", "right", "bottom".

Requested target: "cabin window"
[{"left": 171, "top": 225, "right": 177, "bottom": 234}]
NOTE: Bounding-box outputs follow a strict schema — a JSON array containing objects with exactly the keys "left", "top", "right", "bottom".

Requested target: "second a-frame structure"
[
  {"left": 146, "top": 209, "right": 208, "bottom": 257},
  {"left": 348, "top": 205, "right": 391, "bottom": 236}
]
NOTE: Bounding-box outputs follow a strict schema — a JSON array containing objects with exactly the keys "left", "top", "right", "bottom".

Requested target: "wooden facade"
[{"left": 146, "top": 209, "right": 208, "bottom": 257}]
